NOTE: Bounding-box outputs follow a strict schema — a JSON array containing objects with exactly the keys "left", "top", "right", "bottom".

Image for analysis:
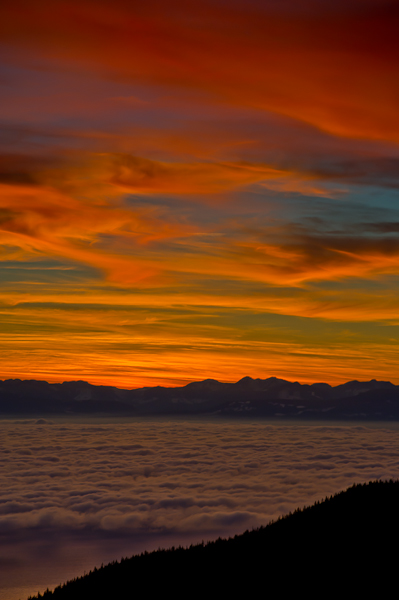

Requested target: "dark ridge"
[
  {"left": 28, "top": 480, "right": 399, "bottom": 599},
  {"left": 2, "top": 376, "right": 399, "bottom": 418}
]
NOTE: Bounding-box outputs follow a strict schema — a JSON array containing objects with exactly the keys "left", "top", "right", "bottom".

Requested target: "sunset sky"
[{"left": 1, "top": 0, "right": 399, "bottom": 387}]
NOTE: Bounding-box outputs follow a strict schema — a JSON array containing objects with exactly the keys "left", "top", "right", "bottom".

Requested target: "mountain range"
[{"left": 2, "top": 376, "right": 399, "bottom": 419}]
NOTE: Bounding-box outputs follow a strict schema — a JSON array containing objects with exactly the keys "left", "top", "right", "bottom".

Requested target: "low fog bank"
[{"left": 1, "top": 419, "right": 399, "bottom": 599}]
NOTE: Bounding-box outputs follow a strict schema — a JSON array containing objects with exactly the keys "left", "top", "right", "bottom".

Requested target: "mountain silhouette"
[
  {"left": 28, "top": 479, "right": 399, "bottom": 598},
  {"left": 1, "top": 376, "right": 399, "bottom": 419}
]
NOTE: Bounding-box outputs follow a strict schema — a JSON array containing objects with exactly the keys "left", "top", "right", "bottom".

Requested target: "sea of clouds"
[{"left": 2, "top": 418, "right": 399, "bottom": 600}]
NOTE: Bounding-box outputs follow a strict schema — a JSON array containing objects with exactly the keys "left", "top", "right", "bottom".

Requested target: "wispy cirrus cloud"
[{"left": 1, "top": 0, "right": 398, "bottom": 141}]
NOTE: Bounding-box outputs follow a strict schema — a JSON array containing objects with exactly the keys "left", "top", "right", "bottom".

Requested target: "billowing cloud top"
[
  {"left": 1, "top": 419, "right": 399, "bottom": 599},
  {"left": 1, "top": 0, "right": 399, "bottom": 386}
]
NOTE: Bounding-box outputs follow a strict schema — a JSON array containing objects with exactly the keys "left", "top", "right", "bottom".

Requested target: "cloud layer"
[
  {"left": 2, "top": 0, "right": 399, "bottom": 141},
  {"left": 2, "top": 418, "right": 399, "bottom": 599}
]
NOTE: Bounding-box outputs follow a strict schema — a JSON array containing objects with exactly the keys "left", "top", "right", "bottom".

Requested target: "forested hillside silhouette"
[{"left": 28, "top": 480, "right": 399, "bottom": 598}]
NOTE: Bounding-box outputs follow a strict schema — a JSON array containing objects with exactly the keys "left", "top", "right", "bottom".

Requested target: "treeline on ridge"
[{"left": 28, "top": 479, "right": 399, "bottom": 598}]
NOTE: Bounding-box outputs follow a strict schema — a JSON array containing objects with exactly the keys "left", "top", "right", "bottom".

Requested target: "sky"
[{"left": 1, "top": 0, "right": 399, "bottom": 387}]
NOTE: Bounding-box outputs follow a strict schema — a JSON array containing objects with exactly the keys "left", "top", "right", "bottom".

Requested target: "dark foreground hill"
[
  {"left": 3, "top": 376, "right": 399, "bottom": 419},
  {"left": 29, "top": 480, "right": 399, "bottom": 599}
]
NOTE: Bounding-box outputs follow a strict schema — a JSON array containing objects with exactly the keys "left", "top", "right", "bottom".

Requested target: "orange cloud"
[
  {"left": 2, "top": 170, "right": 399, "bottom": 289},
  {"left": 1, "top": 293, "right": 399, "bottom": 388},
  {"left": 0, "top": 165, "right": 188, "bottom": 284},
  {"left": 101, "top": 153, "right": 326, "bottom": 196},
  {"left": 141, "top": 232, "right": 399, "bottom": 289},
  {"left": 2, "top": 283, "right": 399, "bottom": 323},
  {"left": 1, "top": 0, "right": 398, "bottom": 143},
  {"left": 0, "top": 150, "right": 333, "bottom": 285},
  {"left": 225, "top": 234, "right": 399, "bottom": 285}
]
